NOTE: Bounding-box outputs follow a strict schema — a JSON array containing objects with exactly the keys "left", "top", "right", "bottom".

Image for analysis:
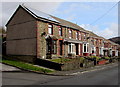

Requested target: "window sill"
[{"left": 83, "top": 52, "right": 89, "bottom": 53}]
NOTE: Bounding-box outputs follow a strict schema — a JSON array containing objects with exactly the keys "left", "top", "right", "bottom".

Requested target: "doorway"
[
  {"left": 76, "top": 43, "right": 79, "bottom": 55},
  {"left": 59, "top": 40, "right": 63, "bottom": 55}
]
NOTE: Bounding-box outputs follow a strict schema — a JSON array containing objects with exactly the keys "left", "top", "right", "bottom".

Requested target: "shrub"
[
  {"left": 68, "top": 53, "right": 76, "bottom": 58},
  {"left": 50, "top": 58, "right": 72, "bottom": 63},
  {"left": 88, "top": 56, "right": 101, "bottom": 61},
  {"left": 79, "top": 57, "right": 85, "bottom": 63},
  {"left": 103, "top": 57, "right": 110, "bottom": 60}
]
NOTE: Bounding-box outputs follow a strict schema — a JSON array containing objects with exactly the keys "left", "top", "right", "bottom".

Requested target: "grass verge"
[{"left": 2, "top": 59, "right": 54, "bottom": 73}]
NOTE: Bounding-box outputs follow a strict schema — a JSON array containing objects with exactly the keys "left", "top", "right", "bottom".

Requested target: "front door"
[
  {"left": 96, "top": 47, "right": 99, "bottom": 56},
  {"left": 46, "top": 39, "right": 52, "bottom": 55},
  {"left": 76, "top": 43, "right": 79, "bottom": 55},
  {"left": 59, "top": 40, "right": 63, "bottom": 55}
]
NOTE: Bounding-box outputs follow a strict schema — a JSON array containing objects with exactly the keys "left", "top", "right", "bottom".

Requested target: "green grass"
[
  {"left": 104, "top": 57, "right": 110, "bottom": 60},
  {"left": 2, "top": 59, "right": 54, "bottom": 73},
  {"left": 50, "top": 58, "right": 72, "bottom": 63}
]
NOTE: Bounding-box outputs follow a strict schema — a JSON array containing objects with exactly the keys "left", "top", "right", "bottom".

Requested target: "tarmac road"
[
  {"left": 2, "top": 63, "right": 119, "bottom": 86},
  {"left": 42, "top": 64, "right": 118, "bottom": 85}
]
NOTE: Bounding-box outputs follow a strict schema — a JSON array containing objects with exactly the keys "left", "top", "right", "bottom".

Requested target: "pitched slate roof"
[
  {"left": 50, "top": 15, "right": 87, "bottom": 32},
  {"left": 18, "top": 5, "right": 88, "bottom": 32},
  {"left": 88, "top": 31, "right": 100, "bottom": 38},
  {"left": 21, "top": 5, "right": 60, "bottom": 23},
  {"left": 100, "top": 36, "right": 119, "bottom": 45},
  {"left": 6, "top": 5, "right": 120, "bottom": 47}
]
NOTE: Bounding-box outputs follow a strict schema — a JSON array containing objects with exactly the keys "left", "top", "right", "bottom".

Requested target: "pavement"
[
  {"left": 1, "top": 62, "right": 118, "bottom": 76},
  {"left": 0, "top": 63, "right": 21, "bottom": 72}
]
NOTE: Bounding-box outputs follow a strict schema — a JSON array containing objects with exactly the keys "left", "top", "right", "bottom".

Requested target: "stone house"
[
  {"left": 6, "top": 5, "right": 119, "bottom": 62},
  {"left": 88, "top": 31, "right": 119, "bottom": 57},
  {"left": 88, "top": 31, "right": 104, "bottom": 56},
  {"left": 103, "top": 40, "right": 118, "bottom": 57}
]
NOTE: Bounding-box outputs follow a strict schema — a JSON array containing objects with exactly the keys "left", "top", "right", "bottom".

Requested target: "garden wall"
[{"left": 35, "top": 58, "right": 95, "bottom": 71}]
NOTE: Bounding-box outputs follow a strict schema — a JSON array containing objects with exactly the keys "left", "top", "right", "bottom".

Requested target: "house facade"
[{"left": 6, "top": 5, "right": 119, "bottom": 62}]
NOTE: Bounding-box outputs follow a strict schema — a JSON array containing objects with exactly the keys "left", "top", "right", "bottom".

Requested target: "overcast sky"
[{"left": 1, "top": 0, "right": 119, "bottom": 39}]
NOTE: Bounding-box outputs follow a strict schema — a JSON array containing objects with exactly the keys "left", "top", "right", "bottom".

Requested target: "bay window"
[
  {"left": 52, "top": 40, "right": 57, "bottom": 54},
  {"left": 83, "top": 43, "right": 89, "bottom": 53},
  {"left": 68, "top": 43, "right": 74, "bottom": 53},
  {"left": 46, "top": 39, "right": 57, "bottom": 54}
]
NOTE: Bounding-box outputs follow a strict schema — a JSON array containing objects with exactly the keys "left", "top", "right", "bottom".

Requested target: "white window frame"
[
  {"left": 115, "top": 50, "right": 118, "bottom": 56},
  {"left": 79, "top": 32, "right": 81, "bottom": 40},
  {"left": 69, "top": 30, "right": 72, "bottom": 39},
  {"left": 59, "top": 27, "right": 62, "bottom": 36},
  {"left": 79, "top": 44, "right": 81, "bottom": 55},
  {"left": 99, "top": 47, "right": 103, "bottom": 55},
  {"left": 83, "top": 43, "right": 89, "bottom": 53},
  {"left": 76, "top": 32, "right": 79, "bottom": 40},
  {"left": 48, "top": 24, "right": 53, "bottom": 35},
  {"left": 84, "top": 34, "right": 86, "bottom": 40},
  {"left": 68, "top": 43, "right": 74, "bottom": 53}
]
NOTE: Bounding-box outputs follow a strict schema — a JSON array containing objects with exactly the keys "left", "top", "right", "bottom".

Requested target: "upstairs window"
[
  {"left": 84, "top": 34, "right": 86, "bottom": 40},
  {"left": 79, "top": 32, "right": 81, "bottom": 40},
  {"left": 76, "top": 32, "right": 79, "bottom": 40},
  {"left": 48, "top": 24, "right": 53, "bottom": 35},
  {"left": 96, "top": 39, "right": 98, "bottom": 45},
  {"left": 91, "top": 40, "right": 94, "bottom": 45},
  {"left": 100, "top": 40, "right": 101, "bottom": 44},
  {"left": 69, "top": 29, "right": 72, "bottom": 39},
  {"left": 59, "top": 27, "right": 62, "bottom": 36}
]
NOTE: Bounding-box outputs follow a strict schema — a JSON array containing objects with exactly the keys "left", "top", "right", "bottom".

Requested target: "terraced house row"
[{"left": 6, "top": 5, "right": 119, "bottom": 62}]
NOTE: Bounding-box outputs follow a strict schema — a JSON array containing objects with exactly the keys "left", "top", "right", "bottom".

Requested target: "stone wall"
[
  {"left": 61, "top": 59, "right": 80, "bottom": 71},
  {"left": 37, "top": 21, "right": 71, "bottom": 59},
  {"left": 37, "top": 21, "right": 47, "bottom": 59}
]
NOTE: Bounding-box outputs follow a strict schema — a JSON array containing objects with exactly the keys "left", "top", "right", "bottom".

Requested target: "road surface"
[{"left": 2, "top": 63, "right": 119, "bottom": 85}]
